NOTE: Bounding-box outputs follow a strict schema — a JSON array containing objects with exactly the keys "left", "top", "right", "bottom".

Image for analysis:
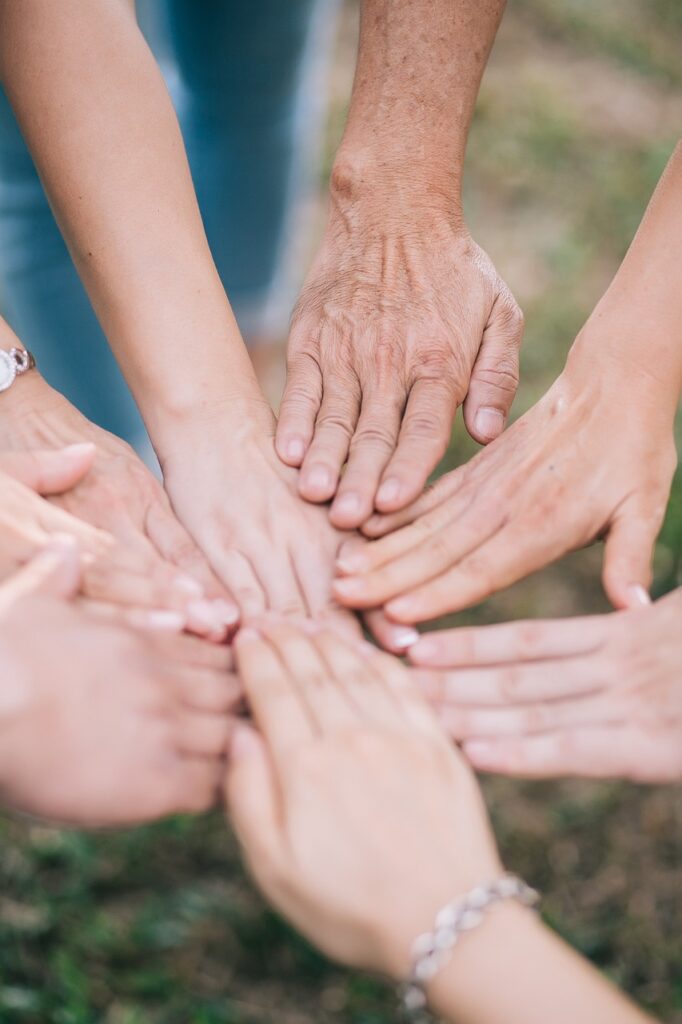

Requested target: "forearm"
[
  {"left": 568, "top": 141, "right": 682, "bottom": 409},
  {"left": 422, "top": 904, "right": 654, "bottom": 1024},
  {"left": 332, "top": 0, "right": 507, "bottom": 213},
  {"left": 0, "top": 0, "right": 269, "bottom": 455}
]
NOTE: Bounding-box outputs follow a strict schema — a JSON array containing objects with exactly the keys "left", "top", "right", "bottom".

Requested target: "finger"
[
  {"left": 0, "top": 536, "right": 82, "bottom": 611},
  {"left": 329, "top": 382, "right": 405, "bottom": 529},
  {"left": 261, "top": 622, "right": 357, "bottom": 731},
  {"left": 176, "top": 757, "right": 224, "bottom": 814},
  {"left": 0, "top": 443, "right": 96, "bottom": 494},
  {"left": 207, "top": 550, "right": 267, "bottom": 621},
  {"left": 414, "top": 652, "right": 607, "bottom": 708},
  {"left": 463, "top": 295, "right": 523, "bottom": 445},
  {"left": 235, "top": 628, "right": 315, "bottom": 769},
  {"left": 147, "top": 631, "right": 234, "bottom": 672},
  {"left": 334, "top": 503, "right": 505, "bottom": 610},
  {"left": 255, "top": 552, "right": 309, "bottom": 619},
  {"left": 365, "top": 646, "right": 444, "bottom": 737},
  {"left": 362, "top": 608, "right": 419, "bottom": 655},
  {"left": 602, "top": 511, "right": 662, "bottom": 611},
  {"left": 176, "top": 708, "right": 233, "bottom": 758},
  {"left": 312, "top": 629, "right": 404, "bottom": 726},
  {"left": 79, "top": 599, "right": 188, "bottom": 633},
  {"left": 463, "top": 726, "right": 673, "bottom": 782},
  {"left": 438, "top": 691, "right": 618, "bottom": 741},
  {"left": 408, "top": 616, "right": 609, "bottom": 668},
  {"left": 174, "top": 669, "right": 242, "bottom": 713},
  {"left": 145, "top": 496, "right": 240, "bottom": 626},
  {"left": 276, "top": 347, "right": 323, "bottom": 466},
  {"left": 375, "top": 378, "right": 458, "bottom": 513},
  {"left": 382, "top": 525, "right": 565, "bottom": 623},
  {"left": 224, "top": 723, "right": 281, "bottom": 867},
  {"left": 298, "top": 374, "right": 361, "bottom": 503}
]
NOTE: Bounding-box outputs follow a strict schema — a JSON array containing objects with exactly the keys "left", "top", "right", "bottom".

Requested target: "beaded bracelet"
[{"left": 400, "top": 874, "right": 540, "bottom": 1021}]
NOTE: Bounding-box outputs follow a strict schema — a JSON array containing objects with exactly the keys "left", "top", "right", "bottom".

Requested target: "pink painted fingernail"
[
  {"left": 286, "top": 437, "right": 306, "bottom": 462},
  {"left": 626, "top": 584, "right": 652, "bottom": 608},
  {"left": 173, "top": 575, "right": 204, "bottom": 598},
  {"left": 213, "top": 598, "right": 240, "bottom": 626},
  {"left": 187, "top": 600, "right": 225, "bottom": 634},
  {"left": 474, "top": 408, "right": 505, "bottom": 441},
  {"left": 388, "top": 625, "right": 420, "bottom": 650},
  {"left": 63, "top": 442, "right": 96, "bottom": 458},
  {"left": 142, "top": 610, "right": 187, "bottom": 632},
  {"left": 376, "top": 478, "right": 402, "bottom": 507}
]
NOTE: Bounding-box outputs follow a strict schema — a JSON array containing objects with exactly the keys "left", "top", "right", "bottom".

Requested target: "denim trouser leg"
[{"left": 0, "top": 0, "right": 339, "bottom": 446}]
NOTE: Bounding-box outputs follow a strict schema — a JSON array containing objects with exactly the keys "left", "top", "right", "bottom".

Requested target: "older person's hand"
[
  {"left": 277, "top": 211, "right": 523, "bottom": 531},
  {"left": 410, "top": 588, "right": 682, "bottom": 784},
  {"left": 0, "top": 541, "right": 240, "bottom": 826},
  {"left": 224, "top": 622, "right": 500, "bottom": 979},
  {"left": 0, "top": 444, "right": 232, "bottom": 637}
]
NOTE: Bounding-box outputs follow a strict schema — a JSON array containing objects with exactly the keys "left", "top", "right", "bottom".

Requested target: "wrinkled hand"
[
  {"left": 224, "top": 622, "right": 501, "bottom": 979},
  {"left": 1, "top": 375, "right": 238, "bottom": 637},
  {"left": 333, "top": 344, "right": 677, "bottom": 623},
  {"left": 160, "top": 413, "right": 420, "bottom": 654},
  {"left": 409, "top": 588, "right": 682, "bottom": 784},
  {"left": 0, "top": 543, "right": 240, "bottom": 826},
  {"left": 276, "top": 204, "right": 523, "bottom": 529}
]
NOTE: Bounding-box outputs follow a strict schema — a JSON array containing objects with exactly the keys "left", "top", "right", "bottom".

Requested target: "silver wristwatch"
[{"left": 0, "top": 347, "right": 36, "bottom": 393}]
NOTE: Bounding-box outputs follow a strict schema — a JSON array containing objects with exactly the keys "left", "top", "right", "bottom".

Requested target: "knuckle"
[{"left": 351, "top": 424, "right": 396, "bottom": 452}]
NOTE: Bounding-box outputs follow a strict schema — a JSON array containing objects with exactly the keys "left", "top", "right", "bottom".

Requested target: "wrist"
[{"left": 155, "top": 396, "right": 276, "bottom": 475}]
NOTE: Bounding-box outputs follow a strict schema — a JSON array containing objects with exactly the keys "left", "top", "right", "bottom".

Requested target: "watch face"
[{"left": 0, "top": 350, "right": 16, "bottom": 393}]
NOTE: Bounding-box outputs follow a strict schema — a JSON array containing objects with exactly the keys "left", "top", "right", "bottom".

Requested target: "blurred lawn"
[{"left": 1, "top": 2, "right": 680, "bottom": 1022}]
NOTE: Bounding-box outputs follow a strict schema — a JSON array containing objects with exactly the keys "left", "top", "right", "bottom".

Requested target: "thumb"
[
  {"left": 463, "top": 294, "right": 523, "bottom": 445},
  {"left": 224, "top": 723, "right": 281, "bottom": 879},
  {"left": 0, "top": 536, "right": 83, "bottom": 612},
  {"left": 0, "top": 443, "right": 96, "bottom": 495},
  {"left": 602, "top": 513, "right": 660, "bottom": 610}
]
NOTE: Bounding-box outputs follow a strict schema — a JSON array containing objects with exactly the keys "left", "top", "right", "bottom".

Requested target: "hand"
[
  {"left": 333, "top": 335, "right": 678, "bottom": 622},
  {"left": 0, "top": 374, "right": 239, "bottom": 637},
  {"left": 276, "top": 197, "right": 523, "bottom": 530},
  {"left": 224, "top": 622, "right": 501, "bottom": 979},
  {"left": 409, "top": 588, "right": 682, "bottom": 784},
  {"left": 0, "top": 543, "right": 240, "bottom": 826},
  {"left": 160, "top": 414, "right": 421, "bottom": 654}
]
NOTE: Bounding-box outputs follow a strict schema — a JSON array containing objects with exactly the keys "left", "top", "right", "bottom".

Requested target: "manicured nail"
[
  {"left": 236, "top": 626, "right": 261, "bottom": 644},
  {"left": 142, "top": 610, "right": 187, "bottom": 632},
  {"left": 462, "top": 739, "right": 496, "bottom": 765},
  {"left": 213, "top": 598, "right": 240, "bottom": 626},
  {"left": 187, "top": 599, "right": 225, "bottom": 633},
  {"left": 474, "top": 407, "right": 505, "bottom": 441},
  {"left": 626, "top": 584, "right": 651, "bottom": 608},
  {"left": 388, "top": 625, "right": 420, "bottom": 650},
  {"left": 333, "top": 492, "right": 362, "bottom": 519},
  {"left": 332, "top": 577, "right": 367, "bottom": 600},
  {"left": 285, "top": 437, "right": 306, "bottom": 463},
  {"left": 385, "top": 596, "right": 416, "bottom": 620},
  {"left": 408, "top": 636, "right": 440, "bottom": 664},
  {"left": 63, "top": 442, "right": 96, "bottom": 458},
  {"left": 173, "top": 575, "right": 204, "bottom": 598},
  {"left": 304, "top": 465, "right": 332, "bottom": 494},
  {"left": 376, "top": 478, "right": 402, "bottom": 508}
]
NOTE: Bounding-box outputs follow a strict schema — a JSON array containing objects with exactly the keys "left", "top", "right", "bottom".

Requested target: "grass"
[{"left": 0, "top": 1, "right": 680, "bottom": 1021}]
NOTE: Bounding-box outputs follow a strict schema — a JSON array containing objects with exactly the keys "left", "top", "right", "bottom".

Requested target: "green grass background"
[{"left": 1, "top": 2, "right": 680, "bottom": 1021}]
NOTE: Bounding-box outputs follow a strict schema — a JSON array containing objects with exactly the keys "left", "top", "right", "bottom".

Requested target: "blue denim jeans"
[{"left": 0, "top": 0, "right": 338, "bottom": 446}]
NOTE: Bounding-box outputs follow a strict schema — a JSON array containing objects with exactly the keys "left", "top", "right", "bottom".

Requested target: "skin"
[
  {"left": 0, "top": 443, "right": 234, "bottom": 634},
  {"left": 409, "top": 588, "right": 682, "bottom": 783},
  {"left": 333, "top": 142, "right": 682, "bottom": 621},
  {"left": 277, "top": 0, "right": 524, "bottom": 529},
  {"left": 0, "top": 0, "right": 411, "bottom": 652},
  {"left": 0, "top": 543, "right": 241, "bottom": 827},
  {"left": 225, "top": 624, "right": 654, "bottom": 1024}
]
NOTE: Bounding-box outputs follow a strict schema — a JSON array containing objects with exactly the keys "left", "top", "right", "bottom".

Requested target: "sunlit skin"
[
  {"left": 409, "top": 588, "right": 682, "bottom": 783},
  {"left": 333, "top": 143, "right": 682, "bottom": 621}
]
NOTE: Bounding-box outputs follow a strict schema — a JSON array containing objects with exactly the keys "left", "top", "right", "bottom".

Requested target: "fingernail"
[
  {"left": 213, "top": 598, "right": 240, "bottom": 626},
  {"left": 388, "top": 625, "right": 420, "bottom": 650},
  {"left": 376, "top": 478, "right": 402, "bottom": 507},
  {"left": 332, "top": 577, "right": 367, "bottom": 600},
  {"left": 462, "top": 739, "right": 495, "bottom": 764},
  {"left": 474, "top": 408, "right": 505, "bottom": 441},
  {"left": 173, "top": 575, "right": 204, "bottom": 598},
  {"left": 333, "top": 492, "right": 362, "bottom": 519},
  {"left": 142, "top": 610, "right": 187, "bottom": 632},
  {"left": 304, "top": 465, "right": 332, "bottom": 494},
  {"left": 385, "top": 596, "right": 416, "bottom": 621},
  {"left": 286, "top": 437, "right": 306, "bottom": 462},
  {"left": 408, "top": 636, "right": 440, "bottom": 664},
  {"left": 187, "top": 599, "right": 224, "bottom": 633},
  {"left": 63, "top": 442, "right": 96, "bottom": 458},
  {"left": 336, "top": 539, "right": 370, "bottom": 574},
  {"left": 626, "top": 584, "right": 652, "bottom": 608}
]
